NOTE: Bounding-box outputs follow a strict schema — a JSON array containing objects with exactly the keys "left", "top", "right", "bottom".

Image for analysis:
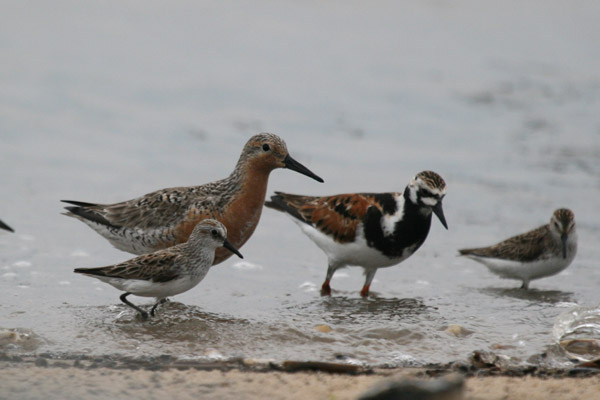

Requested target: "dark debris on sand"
[{"left": 1, "top": 350, "right": 600, "bottom": 379}]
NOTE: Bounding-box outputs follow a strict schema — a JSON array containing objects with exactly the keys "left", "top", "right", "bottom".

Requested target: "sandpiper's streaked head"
[
  {"left": 241, "top": 133, "right": 323, "bottom": 182},
  {"left": 407, "top": 170, "right": 448, "bottom": 229},
  {"left": 189, "top": 219, "right": 243, "bottom": 259},
  {"left": 549, "top": 208, "right": 576, "bottom": 259}
]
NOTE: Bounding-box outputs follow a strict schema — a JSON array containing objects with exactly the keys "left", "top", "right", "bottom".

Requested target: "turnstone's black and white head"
[{"left": 406, "top": 170, "right": 448, "bottom": 229}]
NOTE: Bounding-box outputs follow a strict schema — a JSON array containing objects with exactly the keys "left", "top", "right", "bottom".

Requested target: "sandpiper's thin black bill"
[
  {"left": 223, "top": 239, "right": 243, "bottom": 259},
  {"left": 561, "top": 233, "right": 568, "bottom": 259}
]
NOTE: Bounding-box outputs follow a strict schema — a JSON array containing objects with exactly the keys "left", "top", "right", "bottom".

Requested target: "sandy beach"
[
  {"left": 2, "top": 355, "right": 600, "bottom": 400},
  {"left": 2, "top": 364, "right": 600, "bottom": 400}
]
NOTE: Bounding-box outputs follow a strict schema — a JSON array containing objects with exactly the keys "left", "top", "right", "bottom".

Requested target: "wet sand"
[
  {"left": 2, "top": 357, "right": 599, "bottom": 400},
  {"left": 2, "top": 365, "right": 600, "bottom": 400}
]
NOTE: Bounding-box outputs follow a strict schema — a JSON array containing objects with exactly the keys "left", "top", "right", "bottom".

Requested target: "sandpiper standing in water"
[
  {"left": 74, "top": 219, "right": 242, "bottom": 319},
  {"left": 459, "top": 208, "right": 577, "bottom": 289},
  {"left": 62, "top": 133, "right": 323, "bottom": 264},
  {"left": 265, "top": 171, "right": 448, "bottom": 297}
]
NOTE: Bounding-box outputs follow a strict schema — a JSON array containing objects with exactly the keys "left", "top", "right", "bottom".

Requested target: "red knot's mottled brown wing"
[{"left": 63, "top": 185, "right": 224, "bottom": 231}]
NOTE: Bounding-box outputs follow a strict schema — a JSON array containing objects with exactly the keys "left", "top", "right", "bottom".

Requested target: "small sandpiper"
[
  {"left": 0, "top": 219, "right": 13, "bottom": 232},
  {"left": 74, "top": 219, "right": 243, "bottom": 319},
  {"left": 458, "top": 208, "right": 577, "bottom": 289},
  {"left": 62, "top": 133, "right": 323, "bottom": 263},
  {"left": 265, "top": 170, "right": 448, "bottom": 297}
]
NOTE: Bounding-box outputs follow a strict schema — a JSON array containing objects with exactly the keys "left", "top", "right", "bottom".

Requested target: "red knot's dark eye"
[{"left": 262, "top": 144, "right": 270, "bottom": 151}]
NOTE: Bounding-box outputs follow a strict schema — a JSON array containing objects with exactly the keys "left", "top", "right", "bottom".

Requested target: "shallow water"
[{"left": 1, "top": 1, "right": 600, "bottom": 367}]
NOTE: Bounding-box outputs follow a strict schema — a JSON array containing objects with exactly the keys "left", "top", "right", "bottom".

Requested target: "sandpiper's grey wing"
[
  {"left": 74, "top": 250, "right": 183, "bottom": 283},
  {"left": 459, "top": 225, "right": 549, "bottom": 262}
]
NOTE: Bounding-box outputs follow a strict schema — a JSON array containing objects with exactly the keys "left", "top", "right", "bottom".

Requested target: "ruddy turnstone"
[
  {"left": 74, "top": 219, "right": 242, "bottom": 319},
  {"left": 458, "top": 208, "right": 577, "bottom": 289},
  {"left": 265, "top": 170, "right": 448, "bottom": 297},
  {"left": 62, "top": 133, "right": 323, "bottom": 263},
  {"left": 0, "top": 219, "right": 13, "bottom": 232}
]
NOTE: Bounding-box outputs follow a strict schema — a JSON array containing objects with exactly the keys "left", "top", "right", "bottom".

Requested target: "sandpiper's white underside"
[
  {"left": 82, "top": 272, "right": 208, "bottom": 299},
  {"left": 465, "top": 253, "right": 575, "bottom": 283}
]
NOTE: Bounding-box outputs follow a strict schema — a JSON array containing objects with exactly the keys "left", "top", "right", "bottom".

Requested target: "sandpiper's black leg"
[
  {"left": 120, "top": 292, "right": 149, "bottom": 320},
  {"left": 150, "top": 298, "right": 167, "bottom": 317}
]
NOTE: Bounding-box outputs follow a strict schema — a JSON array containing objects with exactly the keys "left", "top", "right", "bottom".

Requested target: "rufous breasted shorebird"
[{"left": 63, "top": 133, "right": 323, "bottom": 264}]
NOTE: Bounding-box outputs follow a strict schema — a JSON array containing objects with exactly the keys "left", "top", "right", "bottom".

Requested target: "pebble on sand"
[
  {"left": 315, "top": 324, "right": 332, "bottom": 333},
  {"left": 444, "top": 325, "right": 473, "bottom": 338}
]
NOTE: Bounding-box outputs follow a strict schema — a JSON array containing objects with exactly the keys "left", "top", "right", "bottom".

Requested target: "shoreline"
[
  {"left": 3, "top": 350, "right": 599, "bottom": 377},
  {"left": 2, "top": 353, "right": 600, "bottom": 400}
]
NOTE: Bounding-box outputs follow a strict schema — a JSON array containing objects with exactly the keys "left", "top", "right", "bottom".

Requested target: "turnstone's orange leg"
[
  {"left": 360, "top": 285, "right": 370, "bottom": 298},
  {"left": 360, "top": 269, "right": 377, "bottom": 298},
  {"left": 320, "top": 264, "right": 338, "bottom": 296}
]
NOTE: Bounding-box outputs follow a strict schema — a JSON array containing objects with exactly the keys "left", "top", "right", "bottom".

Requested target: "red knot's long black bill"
[
  {"left": 0, "top": 219, "right": 14, "bottom": 232},
  {"left": 283, "top": 154, "right": 324, "bottom": 183},
  {"left": 432, "top": 202, "right": 448, "bottom": 230},
  {"left": 223, "top": 239, "right": 243, "bottom": 259}
]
